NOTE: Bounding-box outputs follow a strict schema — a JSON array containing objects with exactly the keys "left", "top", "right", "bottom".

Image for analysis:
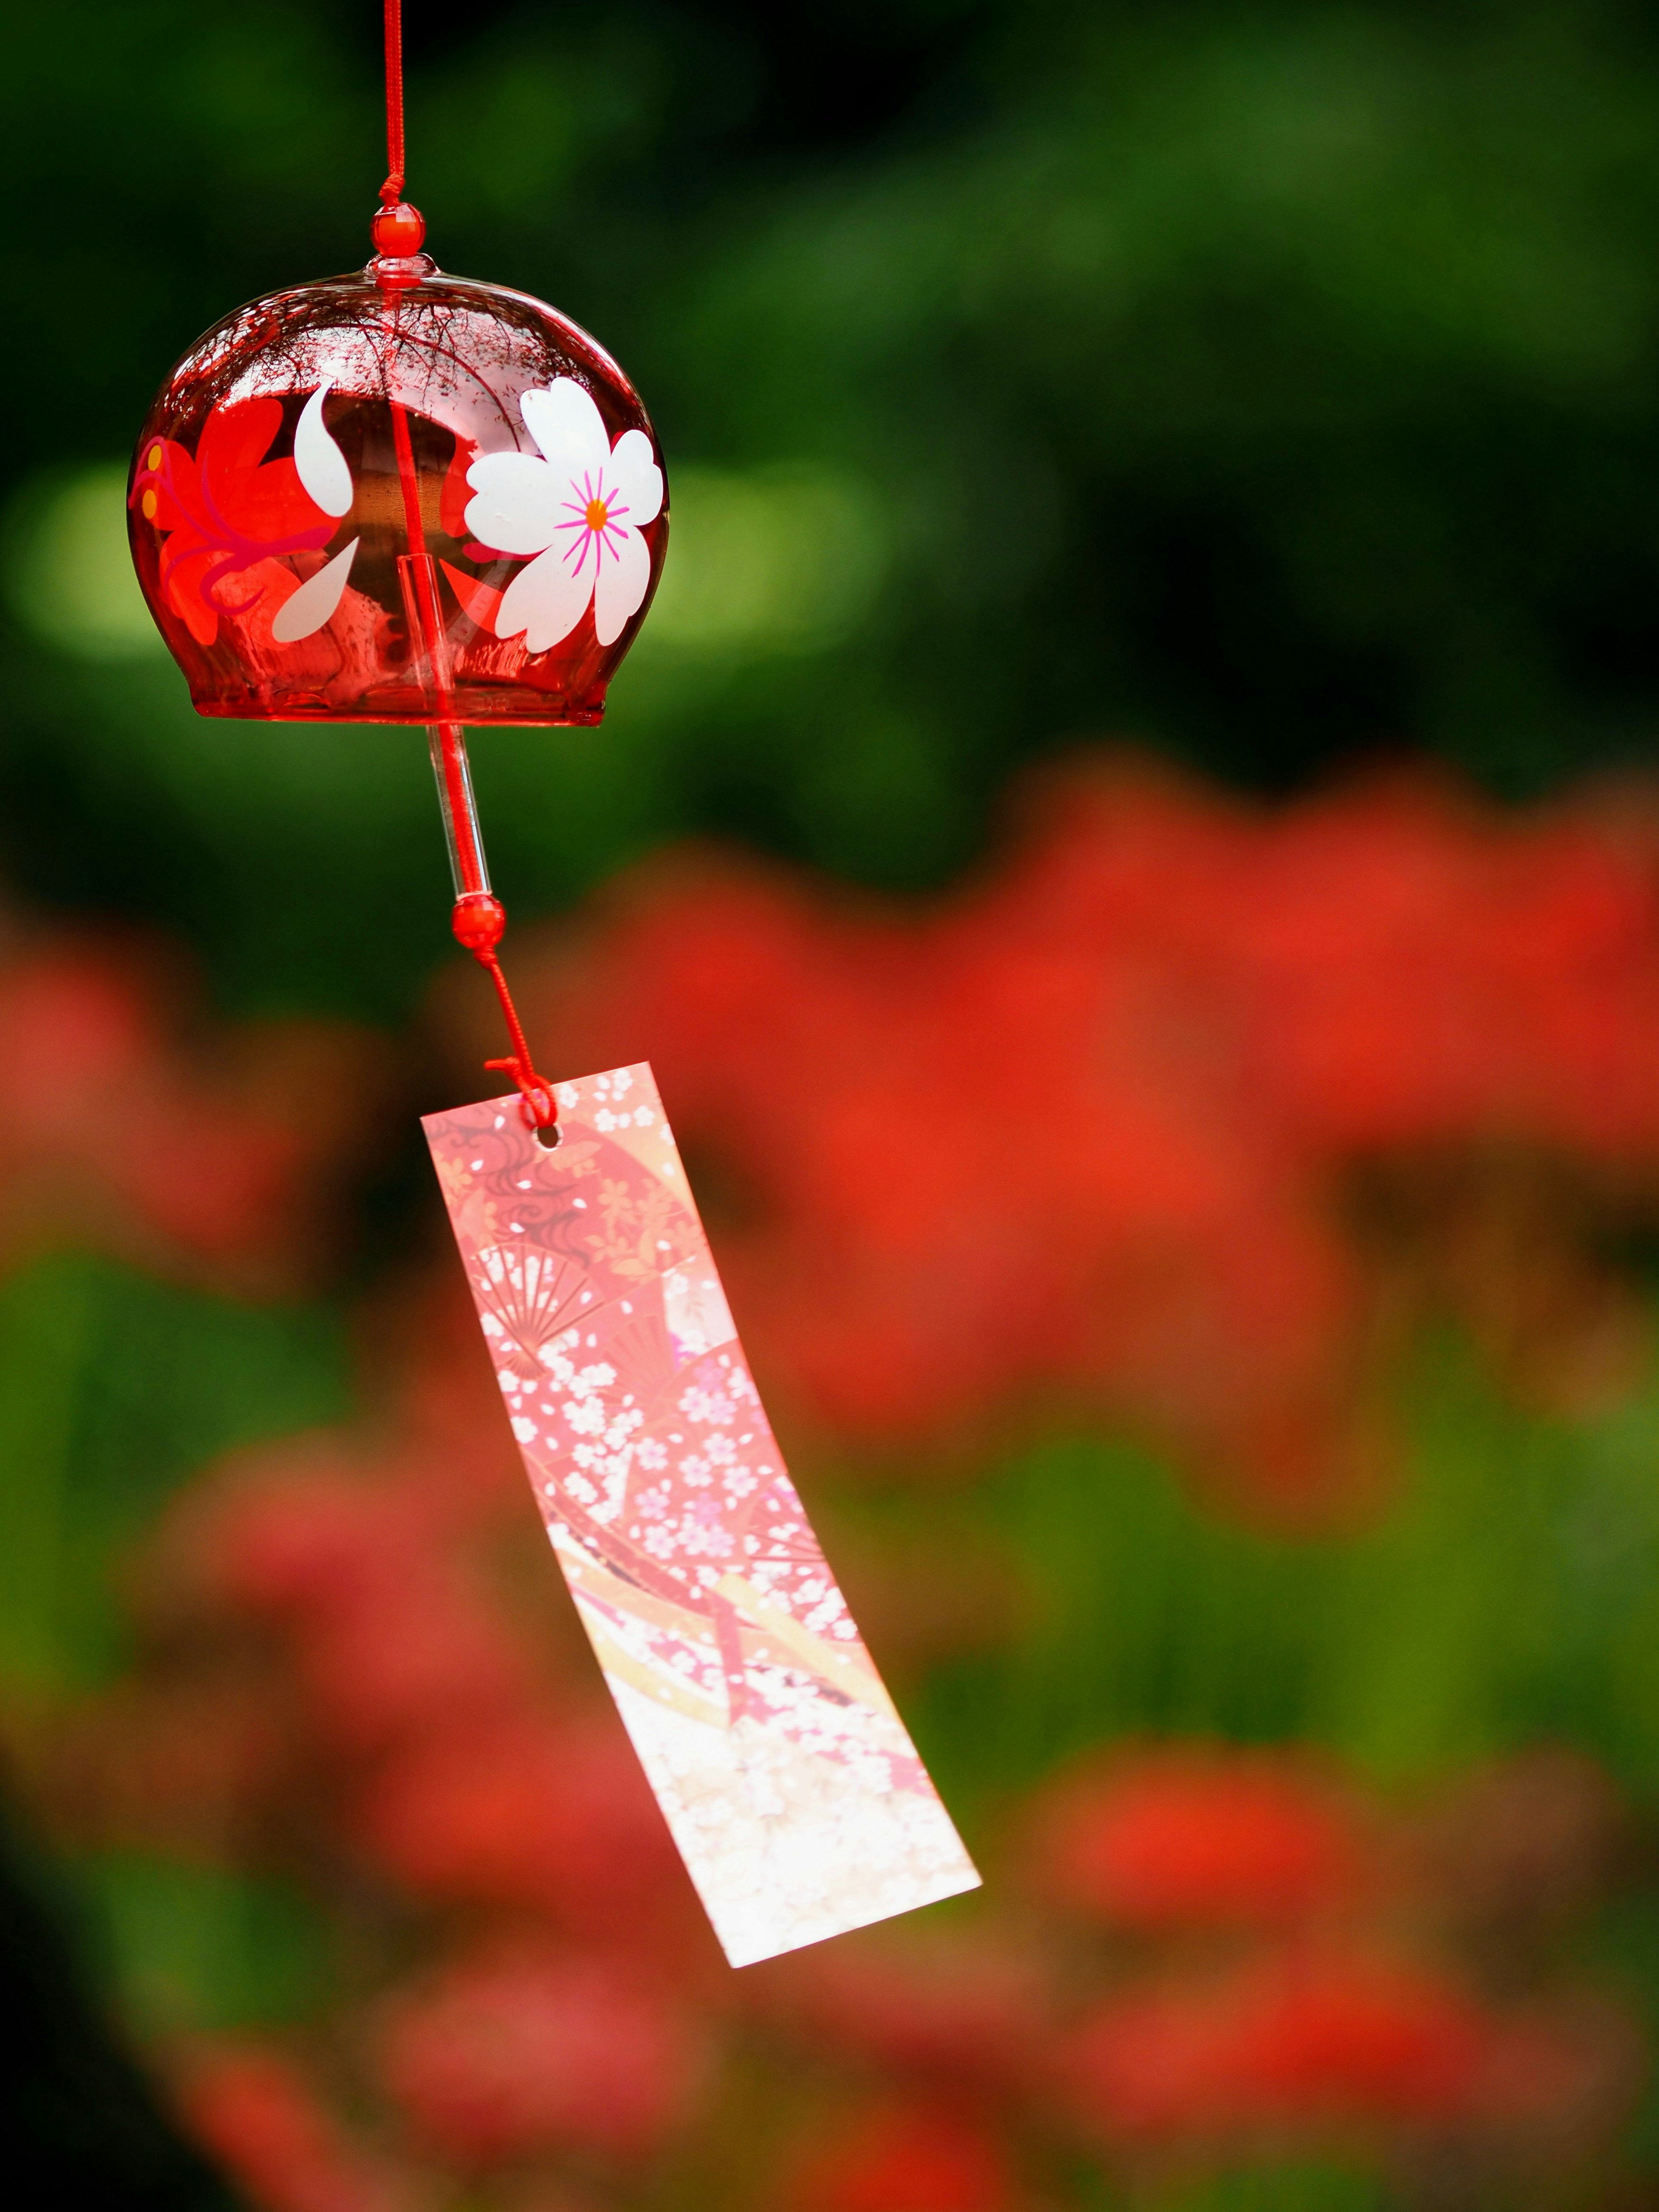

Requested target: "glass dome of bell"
[{"left": 128, "top": 204, "right": 668, "bottom": 729}]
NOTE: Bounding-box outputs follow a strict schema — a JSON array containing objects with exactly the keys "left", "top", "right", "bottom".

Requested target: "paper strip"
[{"left": 423, "top": 1063, "right": 979, "bottom": 1966}]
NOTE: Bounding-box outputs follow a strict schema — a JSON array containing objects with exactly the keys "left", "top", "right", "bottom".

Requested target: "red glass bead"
[
  {"left": 127, "top": 253, "right": 669, "bottom": 728},
  {"left": 371, "top": 200, "right": 426, "bottom": 257},
  {"left": 451, "top": 891, "right": 507, "bottom": 955}
]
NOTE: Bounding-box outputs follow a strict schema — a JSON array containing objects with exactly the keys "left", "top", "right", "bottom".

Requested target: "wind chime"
[{"left": 127, "top": 0, "right": 976, "bottom": 1967}]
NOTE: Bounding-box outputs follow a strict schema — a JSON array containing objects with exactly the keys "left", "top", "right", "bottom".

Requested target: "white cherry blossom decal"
[{"left": 464, "top": 380, "right": 664, "bottom": 653}]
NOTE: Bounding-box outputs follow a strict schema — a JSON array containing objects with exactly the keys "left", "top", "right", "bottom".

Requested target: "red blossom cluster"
[
  {"left": 1032, "top": 1749, "right": 1364, "bottom": 1929},
  {"left": 472, "top": 759, "right": 1659, "bottom": 1501},
  {"left": 0, "top": 931, "right": 374, "bottom": 1287},
  {"left": 752, "top": 1749, "right": 1633, "bottom": 2206},
  {"left": 77, "top": 1303, "right": 1631, "bottom": 2212},
  {"left": 775, "top": 2104, "right": 1015, "bottom": 2212},
  {"left": 375, "top": 1944, "right": 702, "bottom": 2166},
  {"left": 80, "top": 1294, "right": 715, "bottom": 2202},
  {"left": 1030, "top": 1751, "right": 1635, "bottom": 2165},
  {"left": 1062, "top": 1957, "right": 1492, "bottom": 2140},
  {"left": 191, "top": 1358, "right": 696, "bottom": 1952},
  {"left": 175, "top": 2044, "right": 412, "bottom": 2212},
  {"left": 26, "top": 760, "right": 1658, "bottom": 2208}
]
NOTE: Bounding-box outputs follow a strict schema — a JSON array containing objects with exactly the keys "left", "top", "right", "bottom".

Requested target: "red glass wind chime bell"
[
  {"left": 127, "top": 0, "right": 667, "bottom": 1126},
  {"left": 127, "top": 0, "right": 979, "bottom": 1971}
]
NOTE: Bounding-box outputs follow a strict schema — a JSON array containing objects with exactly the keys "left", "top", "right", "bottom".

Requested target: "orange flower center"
[{"left": 585, "top": 496, "right": 610, "bottom": 532}]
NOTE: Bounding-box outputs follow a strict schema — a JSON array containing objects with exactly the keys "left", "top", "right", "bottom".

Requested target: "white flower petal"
[
  {"left": 271, "top": 537, "right": 359, "bottom": 642},
  {"left": 608, "top": 429, "right": 663, "bottom": 527},
  {"left": 496, "top": 541, "right": 594, "bottom": 653},
  {"left": 464, "top": 452, "right": 565, "bottom": 556},
  {"left": 520, "top": 381, "right": 610, "bottom": 483},
  {"left": 593, "top": 525, "right": 651, "bottom": 647},
  {"left": 293, "top": 383, "right": 353, "bottom": 518}
]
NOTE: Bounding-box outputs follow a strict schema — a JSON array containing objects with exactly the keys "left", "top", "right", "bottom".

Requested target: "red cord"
[
  {"left": 480, "top": 953, "right": 559, "bottom": 1131},
  {"left": 453, "top": 896, "right": 559, "bottom": 1130},
  {"left": 381, "top": 0, "right": 405, "bottom": 205},
  {"left": 373, "top": 12, "right": 557, "bottom": 1135}
]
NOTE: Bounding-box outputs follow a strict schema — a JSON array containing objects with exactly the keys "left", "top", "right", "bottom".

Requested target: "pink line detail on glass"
[{"left": 423, "top": 1062, "right": 979, "bottom": 1967}]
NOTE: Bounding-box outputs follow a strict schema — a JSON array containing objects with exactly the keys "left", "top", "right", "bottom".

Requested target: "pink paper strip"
[{"left": 423, "top": 1064, "right": 979, "bottom": 1967}]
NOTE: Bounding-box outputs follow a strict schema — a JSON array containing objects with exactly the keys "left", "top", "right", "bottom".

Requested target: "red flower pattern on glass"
[{"left": 132, "top": 397, "right": 342, "bottom": 648}]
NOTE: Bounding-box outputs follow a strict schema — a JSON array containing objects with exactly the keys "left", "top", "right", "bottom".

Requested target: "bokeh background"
[{"left": 10, "top": 1, "right": 1659, "bottom": 2206}]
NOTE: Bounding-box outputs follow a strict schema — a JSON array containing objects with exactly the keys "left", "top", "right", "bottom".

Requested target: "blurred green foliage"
[
  {"left": 10, "top": 1, "right": 1659, "bottom": 1015},
  {"left": 908, "top": 1332, "right": 1659, "bottom": 1812},
  {"left": 74, "top": 1855, "right": 334, "bottom": 2040},
  {"left": 0, "top": 1252, "right": 346, "bottom": 1697},
  {"left": 1154, "top": 2165, "right": 1385, "bottom": 2212}
]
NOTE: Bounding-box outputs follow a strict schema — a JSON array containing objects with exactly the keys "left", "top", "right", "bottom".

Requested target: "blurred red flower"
[
  {"left": 350, "top": 1712, "right": 697, "bottom": 1947},
  {"left": 175, "top": 2043, "right": 413, "bottom": 2212},
  {"left": 182, "top": 1426, "right": 704, "bottom": 1949},
  {"left": 1062, "top": 1955, "right": 1502, "bottom": 2142},
  {"left": 775, "top": 2103, "right": 1017, "bottom": 2212},
  {"left": 0, "top": 940, "right": 375, "bottom": 1289},
  {"left": 747, "top": 1929, "right": 1048, "bottom": 2096},
  {"left": 207, "top": 1454, "right": 534, "bottom": 1755},
  {"left": 1031, "top": 1749, "right": 1364, "bottom": 1930},
  {"left": 375, "top": 1943, "right": 702, "bottom": 2167}
]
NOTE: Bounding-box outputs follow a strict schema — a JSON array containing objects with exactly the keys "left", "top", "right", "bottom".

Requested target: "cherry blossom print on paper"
[
  {"left": 423, "top": 1064, "right": 979, "bottom": 1968},
  {"left": 463, "top": 380, "right": 664, "bottom": 653}
]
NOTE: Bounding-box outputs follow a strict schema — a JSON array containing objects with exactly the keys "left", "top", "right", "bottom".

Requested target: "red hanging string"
[
  {"left": 375, "top": 0, "right": 558, "bottom": 1136},
  {"left": 381, "top": 0, "right": 405, "bottom": 205},
  {"left": 480, "top": 950, "right": 559, "bottom": 1130},
  {"left": 453, "top": 889, "right": 559, "bottom": 1130}
]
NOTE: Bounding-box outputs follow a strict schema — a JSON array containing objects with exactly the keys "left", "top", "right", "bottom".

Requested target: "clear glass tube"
[{"left": 427, "top": 720, "right": 490, "bottom": 896}]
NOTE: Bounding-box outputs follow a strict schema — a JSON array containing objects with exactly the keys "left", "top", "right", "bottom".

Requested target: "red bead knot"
[
  {"left": 452, "top": 892, "right": 507, "bottom": 960},
  {"left": 371, "top": 200, "right": 426, "bottom": 257}
]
